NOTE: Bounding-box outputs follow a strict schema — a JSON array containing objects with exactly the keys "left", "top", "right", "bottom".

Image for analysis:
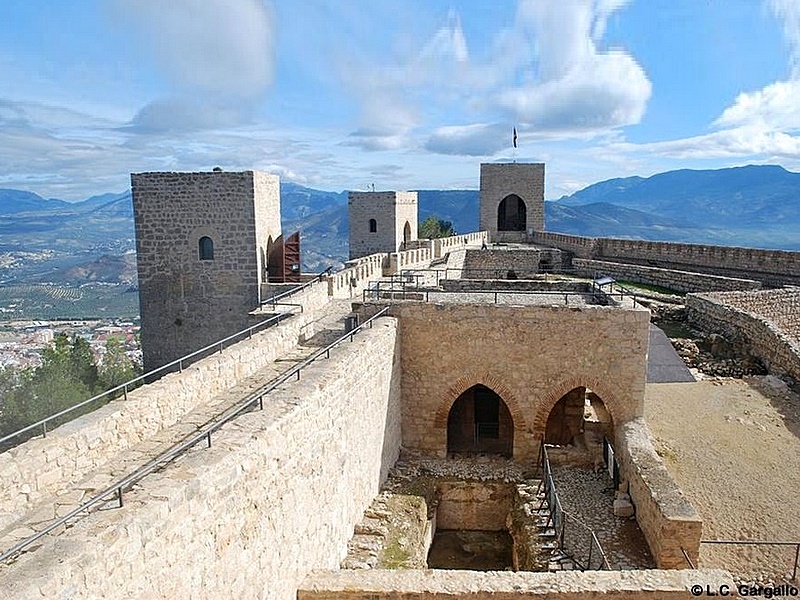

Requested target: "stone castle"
[{"left": 0, "top": 162, "right": 798, "bottom": 598}]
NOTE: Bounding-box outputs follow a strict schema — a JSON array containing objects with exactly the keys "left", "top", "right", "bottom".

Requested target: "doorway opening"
[{"left": 447, "top": 385, "right": 513, "bottom": 457}]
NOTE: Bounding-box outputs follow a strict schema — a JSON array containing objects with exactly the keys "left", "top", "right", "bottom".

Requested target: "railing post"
[
  {"left": 123, "top": 384, "right": 128, "bottom": 401},
  {"left": 42, "top": 421, "right": 47, "bottom": 438},
  {"left": 793, "top": 543, "right": 799, "bottom": 581}
]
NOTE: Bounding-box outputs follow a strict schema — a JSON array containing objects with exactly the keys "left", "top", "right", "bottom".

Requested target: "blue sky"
[{"left": 1, "top": 0, "right": 799, "bottom": 200}]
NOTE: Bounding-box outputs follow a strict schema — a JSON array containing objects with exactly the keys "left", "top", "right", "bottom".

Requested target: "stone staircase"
[{"left": 530, "top": 481, "right": 578, "bottom": 571}]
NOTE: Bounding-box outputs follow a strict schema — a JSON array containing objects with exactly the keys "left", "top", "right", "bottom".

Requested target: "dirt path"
[{"left": 645, "top": 376, "right": 800, "bottom": 583}]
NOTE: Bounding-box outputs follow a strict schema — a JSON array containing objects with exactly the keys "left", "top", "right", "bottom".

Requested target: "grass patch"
[{"left": 615, "top": 279, "right": 685, "bottom": 297}]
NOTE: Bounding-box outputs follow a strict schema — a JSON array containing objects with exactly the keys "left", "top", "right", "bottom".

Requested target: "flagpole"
[{"left": 512, "top": 126, "right": 518, "bottom": 162}]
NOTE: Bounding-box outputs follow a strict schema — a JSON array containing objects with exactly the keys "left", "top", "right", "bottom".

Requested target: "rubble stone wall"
[
  {"left": 0, "top": 319, "right": 402, "bottom": 600},
  {"left": 462, "top": 248, "right": 564, "bottom": 279},
  {"left": 573, "top": 259, "right": 761, "bottom": 293},
  {"left": 617, "top": 419, "right": 703, "bottom": 569},
  {"left": 686, "top": 289, "right": 800, "bottom": 381}
]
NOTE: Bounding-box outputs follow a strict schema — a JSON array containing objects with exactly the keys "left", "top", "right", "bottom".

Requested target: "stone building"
[
  {"left": 480, "top": 162, "right": 545, "bottom": 243},
  {"left": 348, "top": 191, "right": 418, "bottom": 259},
  {"left": 131, "top": 170, "right": 281, "bottom": 371}
]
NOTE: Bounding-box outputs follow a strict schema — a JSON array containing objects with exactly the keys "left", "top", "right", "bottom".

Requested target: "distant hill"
[
  {"left": 1, "top": 163, "right": 799, "bottom": 289},
  {"left": 556, "top": 164, "right": 800, "bottom": 230}
]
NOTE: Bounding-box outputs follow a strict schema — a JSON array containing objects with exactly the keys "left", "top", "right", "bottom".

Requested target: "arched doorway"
[
  {"left": 497, "top": 195, "right": 526, "bottom": 231},
  {"left": 447, "top": 385, "right": 513, "bottom": 457},
  {"left": 544, "top": 387, "right": 614, "bottom": 463},
  {"left": 403, "top": 221, "right": 411, "bottom": 245}
]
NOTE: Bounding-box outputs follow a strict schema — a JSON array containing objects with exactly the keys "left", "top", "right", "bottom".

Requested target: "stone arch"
[
  {"left": 533, "top": 377, "right": 623, "bottom": 439},
  {"left": 497, "top": 194, "right": 527, "bottom": 231},
  {"left": 447, "top": 385, "right": 514, "bottom": 457},
  {"left": 433, "top": 371, "right": 527, "bottom": 433}
]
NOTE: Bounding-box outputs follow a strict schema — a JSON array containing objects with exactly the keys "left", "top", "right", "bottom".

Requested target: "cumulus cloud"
[
  {"left": 495, "top": 0, "right": 650, "bottom": 133},
  {"left": 113, "top": 0, "right": 275, "bottom": 132}
]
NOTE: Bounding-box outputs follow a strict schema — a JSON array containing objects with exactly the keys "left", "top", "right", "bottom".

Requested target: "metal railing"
[
  {"left": 363, "top": 285, "right": 637, "bottom": 307},
  {"left": 539, "top": 443, "right": 611, "bottom": 571},
  {"left": 700, "top": 539, "right": 800, "bottom": 581},
  {"left": 0, "top": 271, "right": 331, "bottom": 451},
  {"left": 0, "top": 306, "right": 392, "bottom": 565}
]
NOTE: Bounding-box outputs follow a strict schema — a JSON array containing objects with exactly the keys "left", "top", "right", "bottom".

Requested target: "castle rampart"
[
  {"left": 0, "top": 318, "right": 402, "bottom": 599},
  {"left": 0, "top": 281, "right": 329, "bottom": 531},
  {"left": 532, "top": 231, "right": 800, "bottom": 287}
]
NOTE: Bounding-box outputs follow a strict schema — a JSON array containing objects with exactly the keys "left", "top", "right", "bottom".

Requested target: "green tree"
[
  {"left": 99, "top": 337, "right": 140, "bottom": 392},
  {"left": 419, "top": 215, "right": 456, "bottom": 239}
]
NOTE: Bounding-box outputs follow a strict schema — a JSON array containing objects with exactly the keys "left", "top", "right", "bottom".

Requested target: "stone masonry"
[
  {"left": 131, "top": 170, "right": 281, "bottom": 371},
  {"left": 480, "top": 163, "right": 545, "bottom": 242},
  {"left": 348, "top": 191, "right": 418, "bottom": 259},
  {"left": 391, "top": 301, "right": 650, "bottom": 461}
]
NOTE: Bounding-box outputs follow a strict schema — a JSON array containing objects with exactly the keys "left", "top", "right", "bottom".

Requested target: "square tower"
[
  {"left": 131, "top": 170, "right": 281, "bottom": 371},
  {"left": 348, "top": 191, "right": 418, "bottom": 259},
  {"left": 479, "top": 163, "right": 545, "bottom": 242}
]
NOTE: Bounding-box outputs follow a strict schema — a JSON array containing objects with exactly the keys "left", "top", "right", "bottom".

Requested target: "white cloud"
[
  {"left": 425, "top": 124, "right": 508, "bottom": 156},
  {"left": 769, "top": 0, "right": 800, "bottom": 76},
  {"left": 113, "top": 0, "right": 275, "bottom": 132},
  {"left": 714, "top": 79, "right": 800, "bottom": 131},
  {"left": 495, "top": 0, "right": 650, "bottom": 133}
]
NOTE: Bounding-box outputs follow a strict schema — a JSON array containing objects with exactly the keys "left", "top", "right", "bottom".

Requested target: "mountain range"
[{"left": 1, "top": 164, "right": 799, "bottom": 290}]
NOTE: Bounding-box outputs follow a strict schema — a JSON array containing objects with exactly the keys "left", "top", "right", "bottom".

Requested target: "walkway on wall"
[
  {"left": 647, "top": 325, "right": 695, "bottom": 383},
  {"left": 0, "top": 298, "right": 357, "bottom": 562}
]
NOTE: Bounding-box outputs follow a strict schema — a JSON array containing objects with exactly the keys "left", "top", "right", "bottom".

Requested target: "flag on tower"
[{"left": 513, "top": 127, "right": 518, "bottom": 148}]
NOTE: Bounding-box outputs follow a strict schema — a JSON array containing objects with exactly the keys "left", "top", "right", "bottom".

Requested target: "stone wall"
[
  {"left": 462, "top": 248, "right": 563, "bottom": 279},
  {"left": 617, "top": 419, "right": 703, "bottom": 569},
  {"left": 131, "top": 170, "right": 281, "bottom": 371},
  {"left": 441, "top": 279, "right": 590, "bottom": 293},
  {"left": 480, "top": 163, "right": 545, "bottom": 241},
  {"left": 348, "top": 192, "right": 418, "bottom": 259},
  {"left": 327, "top": 253, "right": 388, "bottom": 299},
  {"left": 686, "top": 289, "right": 800, "bottom": 381},
  {"left": 532, "top": 231, "right": 800, "bottom": 286},
  {"left": 433, "top": 231, "right": 489, "bottom": 258},
  {"left": 0, "top": 318, "right": 402, "bottom": 600},
  {"left": 391, "top": 301, "right": 650, "bottom": 461},
  {"left": 0, "top": 282, "right": 330, "bottom": 531},
  {"left": 573, "top": 259, "right": 761, "bottom": 293},
  {"left": 387, "top": 247, "right": 433, "bottom": 274},
  {"left": 298, "top": 568, "right": 733, "bottom": 599}
]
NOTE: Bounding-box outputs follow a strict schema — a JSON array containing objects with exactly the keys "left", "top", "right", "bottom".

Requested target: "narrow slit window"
[
  {"left": 198, "top": 236, "right": 214, "bottom": 260},
  {"left": 369, "top": 218, "right": 377, "bottom": 233}
]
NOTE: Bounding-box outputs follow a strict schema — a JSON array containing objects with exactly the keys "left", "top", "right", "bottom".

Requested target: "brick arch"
[
  {"left": 533, "top": 376, "right": 624, "bottom": 436},
  {"left": 433, "top": 371, "right": 527, "bottom": 431}
]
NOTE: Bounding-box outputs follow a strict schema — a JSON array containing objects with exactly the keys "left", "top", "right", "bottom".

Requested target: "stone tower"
[
  {"left": 131, "top": 170, "right": 281, "bottom": 371},
  {"left": 348, "top": 191, "right": 418, "bottom": 260},
  {"left": 479, "top": 163, "right": 545, "bottom": 242}
]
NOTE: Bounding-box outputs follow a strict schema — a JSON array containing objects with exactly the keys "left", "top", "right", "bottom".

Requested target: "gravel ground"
[{"left": 645, "top": 375, "right": 800, "bottom": 583}]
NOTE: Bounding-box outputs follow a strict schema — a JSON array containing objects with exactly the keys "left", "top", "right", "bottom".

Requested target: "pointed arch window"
[
  {"left": 369, "top": 218, "right": 377, "bottom": 233},
  {"left": 198, "top": 236, "right": 215, "bottom": 260}
]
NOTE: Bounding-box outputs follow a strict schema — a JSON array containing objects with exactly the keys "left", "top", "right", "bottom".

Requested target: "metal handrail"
[
  {"left": 540, "top": 443, "right": 611, "bottom": 571},
  {"left": 363, "top": 285, "right": 638, "bottom": 307},
  {"left": 0, "top": 270, "right": 331, "bottom": 450},
  {"left": 681, "top": 546, "right": 697, "bottom": 569},
  {"left": 260, "top": 267, "right": 331, "bottom": 307},
  {"left": 700, "top": 539, "right": 800, "bottom": 580},
  {"left": 0, "top": 306, "right": 392, "bottom": 564}
]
